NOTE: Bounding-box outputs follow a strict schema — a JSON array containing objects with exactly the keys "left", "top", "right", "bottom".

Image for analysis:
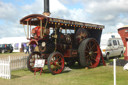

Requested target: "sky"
[{"left": 0, "top": 0, "right": 128, "bottom": 38}]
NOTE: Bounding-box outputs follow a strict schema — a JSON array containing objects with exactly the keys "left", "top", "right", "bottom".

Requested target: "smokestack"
[{"left": 43, "top": 0, "right": 50, "bottom": 16}]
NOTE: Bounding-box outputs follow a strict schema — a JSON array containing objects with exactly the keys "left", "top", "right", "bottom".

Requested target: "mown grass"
[
  {"left": 0, "top": 63, "right": 128, "bottom": 85},
  {"left": 0, "top": 52, "right": 19, "bottom": 55},
  {"left": 0, "top": 52, "right": 28, "bottom": 58}
]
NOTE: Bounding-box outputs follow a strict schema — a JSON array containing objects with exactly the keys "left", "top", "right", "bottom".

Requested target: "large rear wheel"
[
  {"left": 78, "top": 38, "right": 101, "bottom": 68},
  {"left": 47, "top": 52, "right": 65, "bottom": 75},
  {"left": 27, "top": 52, "right": 42, "bottom": 72}
]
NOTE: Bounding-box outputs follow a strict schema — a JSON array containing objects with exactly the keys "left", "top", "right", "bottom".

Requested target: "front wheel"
[
  {"left": 27, "top": 52, "right": 42, "bottom": 72},
  {"left": 47, "top": 52, "right": 65, "bottom": 75}
]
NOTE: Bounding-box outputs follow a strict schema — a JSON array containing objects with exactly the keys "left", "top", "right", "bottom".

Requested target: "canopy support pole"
[
  {"left": 27, "top": 21, "right": 29, "bottom": 39},
  {"left": 40, "top": 20, "right": 43, "bottom": 38}
]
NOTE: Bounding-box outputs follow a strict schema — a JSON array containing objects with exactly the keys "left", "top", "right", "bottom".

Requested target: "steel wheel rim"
[
  {"left": 50, "top": 54, "right": 64, "bottom": 74},
  {"left": 29, "top": 53, "right": 41, "bottom": 71},
  {"left": 85, "top": 39, "right": 100, "bottom": 68}
]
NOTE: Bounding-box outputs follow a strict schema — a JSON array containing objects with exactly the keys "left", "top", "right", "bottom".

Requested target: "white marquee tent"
[{"left": 0, "top": 37, "right": 29, "bottom": 52}]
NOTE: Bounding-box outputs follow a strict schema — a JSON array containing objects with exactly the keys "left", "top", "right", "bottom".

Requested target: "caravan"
[{"left": 100, "top": 33, "right": 124, "bottom": 60}]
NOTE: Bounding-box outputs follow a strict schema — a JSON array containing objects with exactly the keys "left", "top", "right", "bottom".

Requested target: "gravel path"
[{"left": 109, "top": 59, "right": 128, "bottom": 66}]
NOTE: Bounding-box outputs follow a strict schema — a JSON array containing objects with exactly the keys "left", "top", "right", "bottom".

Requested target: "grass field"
[
  {"left": 0, "top": 62, "right": 128, "bottom": 85},
  {"left": 0, "top": 52, "right": 28, "bottom": 58},
  {"left": 0, "top": 53, "right": 127, "bottom": 85}
]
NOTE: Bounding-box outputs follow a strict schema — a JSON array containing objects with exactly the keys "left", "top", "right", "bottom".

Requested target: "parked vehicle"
[
  {"left": 0, "top": 44, "right": 13, "bottom": 53},
  {"left": 100, "top": 33, "right": 124, "bottom": 60}
]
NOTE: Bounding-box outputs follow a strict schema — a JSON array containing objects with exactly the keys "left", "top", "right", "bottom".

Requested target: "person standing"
[
  {"left": 21, "top": 44, "right": 24, "bottom": 52},
  {"left": 26, "top": 44, "right": 29, "bottom": 54}
]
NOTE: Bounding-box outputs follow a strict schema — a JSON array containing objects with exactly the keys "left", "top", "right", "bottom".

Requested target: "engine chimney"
[{"left": 43, "top": 0, "right": 50, "bottom": 16}]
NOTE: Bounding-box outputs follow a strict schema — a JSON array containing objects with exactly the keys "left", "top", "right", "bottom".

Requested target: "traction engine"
[{"left": 20, "top": 14, "right": 105, "bottom": 75}]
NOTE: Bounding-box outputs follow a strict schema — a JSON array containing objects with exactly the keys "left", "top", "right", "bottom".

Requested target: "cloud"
[
  {"left": 59, "top": 0, "right": 82, "bottom": 4},
  {"left": 78, "top": 0, "right": 128, "bottom": 33},
  {"left": 50, "top": 0, "right": 67, "bottom": 12},
  {"left": 0, "top": 0, "right": 128, "bottom": 38},
  {"left": 21, "top": 0, "right": 43, "bottom": 14},
  {"left": 116, "top": 23, "right": 124, "bottom": 29},
  {"left": 0, "top": 0, "right": 44, "bottom": 38},
  {"left": 63, "top": 0, "right": 128, "bottom": 33},
  {"left": 0, "top": 1, "right": 22, "bottom": 38},
  {"left": 0, "top": 1, "right": 18, "bottom": 22}
]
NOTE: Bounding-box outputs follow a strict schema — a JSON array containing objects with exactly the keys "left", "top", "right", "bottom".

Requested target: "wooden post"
[
  {"left": 9, "top": 56, "right": 11, "bottom": 79},
  {"left": 27, "top": 21, "right": 29, "bottom": 39}
]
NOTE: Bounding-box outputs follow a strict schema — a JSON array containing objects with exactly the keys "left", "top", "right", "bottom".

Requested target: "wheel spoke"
[
  {"left": 90, "top": 44, "right": 96, "bottom": 51},
  {"left": 89, "top": 42, "right": 91, "bottom": 48},
  {"left": 91, "top": 57, "right": 96, "bottom": 62},
  {"left": 50, "top": 61, "right": 54, "bottom": 65},
  {"left": 90, "top": 56, "right": 96, "bottom": 60},
  {"left": 52, "top": 66, "right": 57, "bottom": 71},
  {"left": 85, "top": 55, "right": 90, "bottom": 59},
  {"left": 48, "top": 52, "right": 64, "bottom": 74},
  {"left": 88, "top": 42, "right": 92, "bottom": 51},
  {"left": 86, "top": 55, "right": 91, "bottom": 61},
  {"left": 90, "top": 62, "right": 93, "bottom": 66},
  {"left": 55, "top": 57, "right": 61, "bottom": 62},
  {"left": 86, "top": 45, "right": 90, "bottom": 51},
  {"left": 85, "top": 51, "right": 89, "bottom": 53},
  {"left": 94, "top": 51, "right": 98, "bottom": 53},
  {"left": 86, "top": 59, "right": 89, "bottom": 64}
]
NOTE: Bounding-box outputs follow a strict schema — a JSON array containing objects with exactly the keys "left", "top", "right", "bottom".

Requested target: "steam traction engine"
[{"left": 20, "top": 14, "right": 105, "bottom": 75}]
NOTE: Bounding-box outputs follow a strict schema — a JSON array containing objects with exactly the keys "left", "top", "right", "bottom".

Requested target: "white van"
[{"left": 100, "top": 33, "right": 124, "bottom": 60}]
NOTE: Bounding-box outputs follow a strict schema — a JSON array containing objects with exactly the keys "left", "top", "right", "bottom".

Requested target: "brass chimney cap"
[{"left": 43, "top": 12, "right": 51, "bottom": 16}]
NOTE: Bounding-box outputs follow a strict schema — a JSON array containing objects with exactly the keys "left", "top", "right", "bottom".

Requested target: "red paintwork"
[
  {"left": 100, "top": 49, "right": 106, "bottom": 66},
  {"left": 29, "top": 39, "right": 38, "bottom": 45},
  {"left": 31, "top": 26, "right": 43, "bottom": 38},
  {"left": 63, "top": 49, "right": 78, "bottom": 57},
  {"left": 89, "top": 40, "right": 101, "bottom": 68},
  {"left": 63, "top": 49, "right": 71, "bottom": 57},
  {"left": 124, "top": 56, "right": 128, "bottom": 60},
  {"left": 50, "top": 54, "right": 64, "bottom": 74},
  {"left": 118, "top": 27, "right": 128, "bottom": 47},
  {"left": 118, "top": 27, "right": 128, "bottom": 60}
]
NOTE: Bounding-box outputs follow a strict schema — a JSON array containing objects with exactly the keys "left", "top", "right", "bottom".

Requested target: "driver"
[{"left": 31, "top": 26, "right": 50, "bottom": 38}]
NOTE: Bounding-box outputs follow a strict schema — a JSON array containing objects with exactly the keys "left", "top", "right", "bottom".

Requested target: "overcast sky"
[{"left": 0, "top": 0, "right": 128, "bottom": 38}]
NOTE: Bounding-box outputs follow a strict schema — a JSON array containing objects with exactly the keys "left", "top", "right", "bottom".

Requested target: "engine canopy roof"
[{"left": 20, "top": 14, "right": 105, "bottom": 30}]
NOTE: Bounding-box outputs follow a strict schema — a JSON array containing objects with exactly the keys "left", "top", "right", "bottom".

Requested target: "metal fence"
[{"left": 0, "top": 56, "right": 28, "bottom": 79}]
